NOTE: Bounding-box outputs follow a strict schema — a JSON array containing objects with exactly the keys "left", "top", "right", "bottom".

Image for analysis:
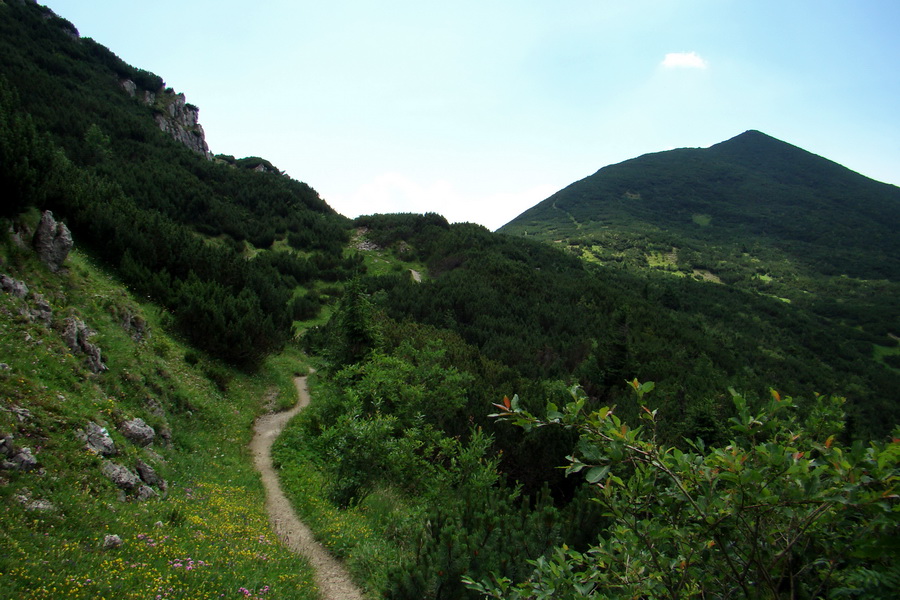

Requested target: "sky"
[{"left": 41, "top": 0, "right": 900, "bottom": 230}]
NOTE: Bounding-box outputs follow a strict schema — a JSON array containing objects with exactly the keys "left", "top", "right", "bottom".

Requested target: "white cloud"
[
  {"left": 662, "top": 51, "right": 708, "bottom": 69},
  {"left": 328, "top": 173, "right": 557, "bottom": 231}
]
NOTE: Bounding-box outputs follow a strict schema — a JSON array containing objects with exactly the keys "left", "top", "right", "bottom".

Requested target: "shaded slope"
[{"left": 0, "top": 1, "right": 356, "bottom": 365}]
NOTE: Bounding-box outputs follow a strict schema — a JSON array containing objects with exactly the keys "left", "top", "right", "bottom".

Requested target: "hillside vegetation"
[
  {"left": 2, "top": 2, "right": 899, "bottom": 599},
  {"left": 500, "top": 130, "right": 900, "bottom": 345},
  {"left": 0, "top": 0, "right": 355, "bottom": 368},
  {"left": 0, "top": 220, "right": 318, "bottom": 599}
]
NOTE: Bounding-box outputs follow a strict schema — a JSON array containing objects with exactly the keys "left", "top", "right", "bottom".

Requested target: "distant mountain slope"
[
  {"left": 502, "top": 130, "right": 900, "bottom": 277},
  {"left": 499, "top": 130, "right": 900, "bottom": 339}
]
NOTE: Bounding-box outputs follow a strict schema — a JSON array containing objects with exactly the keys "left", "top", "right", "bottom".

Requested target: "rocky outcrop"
[
  {"left": 32, "top": 211, "right": 73, "bottom": 272},
  {"left": 120, "top": 310, "right": 148, "bottom": 342},
  {"left": 28, "top": 293, "right": 52, "bottom": 325},
  {"left": 352, "top": 227, "right": 381, "bottom": 251},
  {"left": 15, "top": 489, "right": 56, "bottom": 512},
  {"left": 0, "top": 433, "right": 39, "bottom": 471},
  {"left": 120, "top": 79, "right": 137, "bottom": 97},
  {"left": 153, "top": 89, "right": 210, "bottom": 157},
  {"left": 77, "top": 422, "right": 117, "bottom": 456},
  {"left": 136, "top": 484, "right": 158, "bottom": 501},
  {"left": 120, "top": 418, "right": 155, "bottom": 447},
  {"left": 100, "top": 460, "right": 140, "bottom": 491},
  {"left": 25, "top": 498, "right": 56, "bottom": 512},
  {"left": 1, "top": 274, "right": 54, "bottom": 325},
  {"left": 63, "top": 317, "right": 107, "bottom": 373},
  {"left": 119, "top": 78, "right": 210, "bottom": 157},
  {"left": 0, "top": 274, "right": 28, "bottom": 298},
  {"left": 136, "top": 458, "right": 167, "bottom": 494},
  {"left": 100, "top": 458, "right": 165, "bottom": 501}
]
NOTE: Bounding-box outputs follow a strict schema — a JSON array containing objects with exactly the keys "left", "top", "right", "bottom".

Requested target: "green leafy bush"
[{"left": 467, "top": 382, "right": 900, "bottom": 599}]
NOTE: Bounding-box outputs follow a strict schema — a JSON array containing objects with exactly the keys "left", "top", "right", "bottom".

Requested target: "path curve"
[{"left": 251, "top": 376, "right": 365, "bottom": 600}]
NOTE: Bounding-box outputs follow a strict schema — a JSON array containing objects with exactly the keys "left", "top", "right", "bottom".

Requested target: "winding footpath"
[{"left": 251, "top": 377, "right": 365, "bottom": 600}]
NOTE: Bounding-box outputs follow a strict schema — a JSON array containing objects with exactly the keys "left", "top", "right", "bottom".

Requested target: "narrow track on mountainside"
[{"left": 251, "top": 376, "right": 365, "bottom": 600}]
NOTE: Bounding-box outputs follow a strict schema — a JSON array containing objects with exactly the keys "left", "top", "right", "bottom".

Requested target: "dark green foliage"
[
  {"left": 283, "top": 321, "right": 610, "bottom": 598},
  {"left": 500, "top": 130, "right": 900, "bottom": 345},
  {"left": 0, "top": 1, "right": 354, "bottom": 366},
  {"left": 321, "top": 279, "right": 383, "bottom": 368},
  {"left": 357, "top": 214, "right": 900, "bottom": 441},
  {"left": 0, "top": 80, "right": 61, "bottom": 217},
  {"left": 386, "top": 484, "right": 564, "bottom": 600},
  {"left": 470, "top": 384, "right": 900, "bottom": 599},
  {"left": 882, "top": 353, "right": 900, "bottom": 370}
]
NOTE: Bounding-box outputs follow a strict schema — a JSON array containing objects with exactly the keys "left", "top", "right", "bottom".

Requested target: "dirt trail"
[{"left": 251, "top": 377, "right": 365, "bottom": 600}]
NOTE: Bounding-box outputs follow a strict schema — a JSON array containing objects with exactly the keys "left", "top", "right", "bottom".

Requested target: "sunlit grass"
[
  {"left": 1, "top": 482, "right": 317, "bottom": 600},
  {"left": 0, "top": 245, "right": 318, "bottom": 599},
  {"left": 873, "top": 341, "right": 900, "bottom": 372}
]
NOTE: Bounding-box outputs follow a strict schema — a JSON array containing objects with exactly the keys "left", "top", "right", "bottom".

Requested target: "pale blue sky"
[{"left": 42, "top": 1, "right": 900, "bottom": 229}]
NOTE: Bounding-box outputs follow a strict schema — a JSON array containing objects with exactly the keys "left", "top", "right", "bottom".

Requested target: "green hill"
[
  {"left": 0, "top": 215, "right": 320, "bottom": 599},
  {"left": 501, "top": 130, "right": 900, "bottom": 276},
  {"left": 501, "top": 130, "right": 900, "bottom": 277},
  {"left": 500, "top": 130, "right": 900, "bottom": 345}
]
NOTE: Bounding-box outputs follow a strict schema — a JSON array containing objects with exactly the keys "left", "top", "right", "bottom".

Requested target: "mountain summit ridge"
[{"left": 499, "top": 129, "right": 900, "bottom": 278}]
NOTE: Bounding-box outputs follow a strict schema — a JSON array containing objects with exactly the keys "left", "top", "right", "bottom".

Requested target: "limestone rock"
[
  {"left": 7, "top": 405, "right": 32, "bottom": 422},
  {"left": 0, "top": 434, "right": 38, "bottom": 471},
  {"left": 135, "top": 484, "right": 158, "bottom": 501},
  {"left": 25, "top": 499, "right": 56, "bottom": 512},
  {"left": 9, "top": 447, "right": 38, "bottom": 471},
  {"left": 154, "top": 89, "right": 210, "bottom": 157},
  {"left": 32, "top": 211, "right": 73, "bottom": 272},
  {"left": 135, "top": 458, "right": 167, "bottom": 492},
  {"left": 120, "top": 418, "right": 155, "bottom": 447},
  {"left": 0, "top": 274, "right": 28, "bottom": 298},
  {"left": 28, "top": 292, "right": 53, "bottom": 325},
  {"left": 121, "top": 311, "right": 148, "bottom": 342},
  {"left": 103, "top": 534, "right": 124, "bottom": 549},
  {"left": 0, "top": 434, "right": 14, "bottom": 458},
  {"left": 63, "top": 317, "right": 107, "bottom": 373},
  {"left": 78, "top": 422, "right": 117, "bottom": 456},
  {"left": 100, "top": 460, "right": 140, "bottom": 491},
  {"left": 120, "top": 79, "right": 137, "bottom": 97}
]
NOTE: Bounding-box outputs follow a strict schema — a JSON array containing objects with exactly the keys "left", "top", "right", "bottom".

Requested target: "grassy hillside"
[{"left": 0, "top": 221, "right": 318, "bottom": 599}]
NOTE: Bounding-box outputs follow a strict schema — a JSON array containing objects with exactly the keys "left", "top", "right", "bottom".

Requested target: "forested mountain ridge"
[
  {"left": 499, "top": 130, "right": 900, "bottom": 372},
  {"left": 501, "top": 130, "right": 900, "bottom": 282},
  {"left": 0, "top": 0, "right": 356, "bottom": 366}
]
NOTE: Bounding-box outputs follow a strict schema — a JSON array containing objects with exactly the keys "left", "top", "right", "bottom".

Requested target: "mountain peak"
[
  {"left": 710, "top": 129, "right": 793, "bottom": 154},
  {"left": 500, "top": 130, "right": 900, "bottom": 280}
]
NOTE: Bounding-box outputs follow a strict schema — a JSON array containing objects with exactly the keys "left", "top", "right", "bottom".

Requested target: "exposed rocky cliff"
[{"left": 120, "top": 79, "right": 211, "bottom": 158}]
